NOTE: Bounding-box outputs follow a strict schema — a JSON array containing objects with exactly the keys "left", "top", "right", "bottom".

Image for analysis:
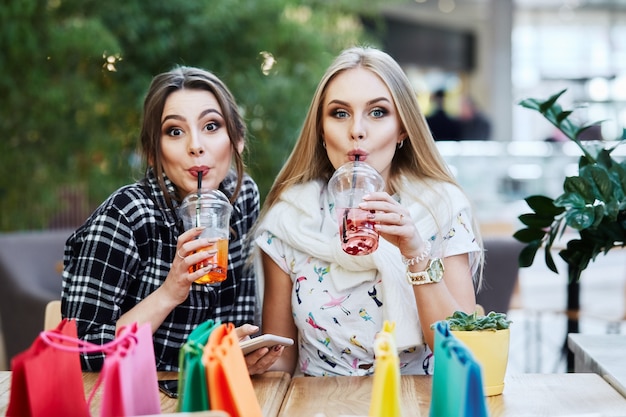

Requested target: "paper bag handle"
[{"left": 39, "top": 322, "right": 139, "bottom": 406}]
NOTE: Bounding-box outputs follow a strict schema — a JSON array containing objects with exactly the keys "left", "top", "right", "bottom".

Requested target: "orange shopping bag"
[{"left": 202, "top": 322, "right": 263, "bottom": 417}]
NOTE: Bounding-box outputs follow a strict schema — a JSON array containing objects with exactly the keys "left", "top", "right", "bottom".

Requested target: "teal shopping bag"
[
  {"left": 429, "top": 321, "right": 488, "bottom": 417},
  {"left": 177, "top": 319, "right": 219, "bottom": 412}
]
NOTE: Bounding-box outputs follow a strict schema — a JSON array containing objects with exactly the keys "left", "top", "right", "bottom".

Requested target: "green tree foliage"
[{"left": 1, "top": 0, "right": 384, "bottom": 230}]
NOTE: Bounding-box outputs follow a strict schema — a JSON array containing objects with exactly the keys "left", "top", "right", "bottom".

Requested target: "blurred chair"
[
  {"left": 44, "top": 300, "right": 62, "bottom": 331},
  {"left": 476, "top": 236, "right": 524, "bottom": 314},
  {"left": 0, "top": 229, "right": 72, "bottom": 368}
]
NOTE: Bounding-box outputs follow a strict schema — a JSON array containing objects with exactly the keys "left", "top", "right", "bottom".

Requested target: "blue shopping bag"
[{"left": 430, "top": 321, "right": 488, "bottom": 417}]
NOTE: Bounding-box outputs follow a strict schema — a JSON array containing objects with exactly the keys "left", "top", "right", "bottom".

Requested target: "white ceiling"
[
  {"left": 382, "top": 0, "right": 626, "bottom": 27},
  {"left": 515, "top": 0, "right": 626, "bottom": 9},
  {"left": 403, "top": 0, "right": 626, "bottom": 12}
]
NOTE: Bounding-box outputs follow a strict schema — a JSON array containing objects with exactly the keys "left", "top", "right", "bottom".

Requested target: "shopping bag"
[
  {"left": 36, "top": 320, "right": 161, "bottom": 417},
  {"left": 203, "top": 322, "right": 263, "bottom": 417},
  {"left": 96, "top": 322, "right": 161, "bottom": 417},
  {"left": 369, "top": 320, "right": 403, "bottom": 417},
  {"left": 177, "top": 319, "right": 219, "bottom": 412},
  {"left": 6, "top": 318, "right": 90, "bottom": 417},
  {"left": 429, "top": 321, "right": 488, "bottom": 417}
]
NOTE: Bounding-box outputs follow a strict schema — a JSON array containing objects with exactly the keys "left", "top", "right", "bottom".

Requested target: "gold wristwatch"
[{"left": 406, "top": 258, "right": 444, "bottom": 285}]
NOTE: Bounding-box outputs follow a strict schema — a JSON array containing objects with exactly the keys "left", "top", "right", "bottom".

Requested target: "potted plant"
[
  {"left": 438, "top": 310, "right": 512, "bottom": 396},
  {"left": 513, "top": 89, "right": 626, "bottom": 282}
]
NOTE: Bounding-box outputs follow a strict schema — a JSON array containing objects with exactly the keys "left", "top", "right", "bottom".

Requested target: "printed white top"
[{"left": 256, "top": 180, "right": 480, "bottom": 376}]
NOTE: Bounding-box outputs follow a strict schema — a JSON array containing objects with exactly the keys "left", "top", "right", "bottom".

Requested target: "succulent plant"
[{"left": 436, "top": 310, "right": 511, "bottom": 331}]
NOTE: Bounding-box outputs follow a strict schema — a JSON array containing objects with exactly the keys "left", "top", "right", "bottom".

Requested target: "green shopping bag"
[
  {"left": 429, "top": 321, "right": 488, "bottom": 417},
  {"left": 177, "top": 319, "right": 219, "bottom": 412}
]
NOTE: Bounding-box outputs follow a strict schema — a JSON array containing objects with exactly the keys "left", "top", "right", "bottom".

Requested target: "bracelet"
[{"left": 401, "top": 240, "right": 432, "bottom": 266}]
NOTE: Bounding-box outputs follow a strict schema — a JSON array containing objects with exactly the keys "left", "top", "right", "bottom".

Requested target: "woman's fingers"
[{"left": 245, "top": 345, "right": 284, "bottom": 375}]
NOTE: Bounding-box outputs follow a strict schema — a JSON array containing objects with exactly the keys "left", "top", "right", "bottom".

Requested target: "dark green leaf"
[
  {"left": 518, "top": 98, "right": 542, "bottom": 112},
  {"left": 564, "top": 206, "right": 596, "bottom": 229},
  {"left": 525, "top": 195, "right": 564, "bottom": 216},
  {"left": 597, "top": 221, "right": 625, "bottom": 244},
  {"left": 555, "top": 192, "right": 587, "bottom": 209},
  {"left": 518, "top": 213, "right": 555, "bottom": 228},
  {"left": 518, "top": 241, "right": 540, "bottom": 268},
  {"left": 582, "top": 165, "right": 614, "bottom": 202},
  {"left": 513, "top": 228, "right": 546, "bottom": 243},
  {"left": 562, "top": 176, "right": 595, "bottom": 203},
  {"left": 602, "top": 200, "right": 620, "bottom": 223},
  {"left": 540, "top": 89, "right": 567, "bottom": 112},
  {"left": 555, "top": 110, "right": 573, "bottom": 123},
  {"left": 596, "top": 148, "right": 614, "bottom": 169},
  {"left": 618, "top": 162, "right": 626, "bottom": 194},
  {"left": 544, "top": 248, "right": 559, "bottom": 273}
]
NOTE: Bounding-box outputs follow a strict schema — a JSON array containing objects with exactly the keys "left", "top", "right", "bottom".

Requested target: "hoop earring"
[
  {"left": 397, "top": 140, "right": 405, "bottom": 149},
  {"left": 322, "top": 141, "right": 327, "bottom": 149}
]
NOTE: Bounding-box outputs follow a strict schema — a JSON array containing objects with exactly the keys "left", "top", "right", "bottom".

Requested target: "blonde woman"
[{"left": 255, "top": 46, "right": 483, "bottom": 377}]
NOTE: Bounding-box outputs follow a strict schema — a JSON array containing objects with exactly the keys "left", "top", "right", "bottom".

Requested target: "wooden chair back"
[{"left": 44, "top": 300, "right": 62, "bottom": 331}]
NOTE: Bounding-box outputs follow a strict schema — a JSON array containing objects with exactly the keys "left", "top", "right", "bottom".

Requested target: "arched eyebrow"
[
  {"left": 327, "top": 97, "right": 391, "bottom": 107},
  {"left": 161, "top": 114, "right": 184, "bottom": 125},
  {"left": 199, "top": 108, "right": 223, "bottom": 119},
  {"left": 161, "top": 108, "right": 223, "bottom": 125}
]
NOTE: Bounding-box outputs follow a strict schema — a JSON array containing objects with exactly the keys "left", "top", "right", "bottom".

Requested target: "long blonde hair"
[{"left": 260, "top": 46, "right": 483, "bottom": 284}]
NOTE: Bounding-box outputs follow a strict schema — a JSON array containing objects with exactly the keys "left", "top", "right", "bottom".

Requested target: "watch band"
[
  {"left": 406, "top": 269, "right": 432, "bottom": 285},
  {"left": 406, "top": 258, "right": 444, "bottom": 286}
]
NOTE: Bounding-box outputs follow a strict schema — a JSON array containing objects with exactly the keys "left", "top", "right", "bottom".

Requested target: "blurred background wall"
[{"left": 373, "top": 0, "right": 626, "bottom": 231}]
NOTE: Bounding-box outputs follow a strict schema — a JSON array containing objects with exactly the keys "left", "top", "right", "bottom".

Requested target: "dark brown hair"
[{"left": 140, "top": 66, "right": 246, "bottom": 207}]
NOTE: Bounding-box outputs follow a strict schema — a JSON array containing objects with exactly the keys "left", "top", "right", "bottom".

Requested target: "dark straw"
[{"left": 195, "top": 172, "right": 203, "bottom": 227}]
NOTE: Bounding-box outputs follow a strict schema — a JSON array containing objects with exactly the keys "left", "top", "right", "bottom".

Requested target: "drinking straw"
[
  {"left": 195, "top": 172, "right": 203, "bottom": 227},
  {"left": 342, "top": 156, "right": 359, "bottom": 243},
  {"left": 349, "top": 155, "right": 359, "bottom": 206}
]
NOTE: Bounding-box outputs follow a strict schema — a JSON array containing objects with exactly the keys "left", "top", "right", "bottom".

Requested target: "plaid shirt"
[{"left": 61, "top": 168, "right": 259, "bottom": 371}]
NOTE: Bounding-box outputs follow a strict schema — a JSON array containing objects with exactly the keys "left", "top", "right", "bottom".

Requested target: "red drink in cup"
[
  {"left": 337, "top": 208, "right": 379, "bottom": 255},
  {"left": 329, "top": 161, "right": 385, "bottom": 256}
]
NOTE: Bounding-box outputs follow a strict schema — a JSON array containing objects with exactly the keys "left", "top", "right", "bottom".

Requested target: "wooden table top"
[
  {"left": 278, "top": 373, "right": 626, "bottom": 417},
  {"left": 568, "top": 333, "right": 626, "bottom": 398},
  {"left": 0, "top": 370, "right": 290, "bottom": 417},
  {"left": 4, "top": 369, "right": 626, "bottom": 417}
]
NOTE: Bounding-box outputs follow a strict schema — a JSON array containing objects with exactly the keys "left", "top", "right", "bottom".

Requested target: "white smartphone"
[{"left": 239, "top": 334, "right": 294, "bottom": 355}]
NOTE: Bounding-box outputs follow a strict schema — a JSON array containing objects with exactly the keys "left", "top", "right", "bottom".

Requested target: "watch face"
[{"left": 428, "top": 258, "right": 444, "bottom": 282}]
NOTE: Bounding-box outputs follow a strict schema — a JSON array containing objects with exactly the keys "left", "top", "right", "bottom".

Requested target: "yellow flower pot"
[{"left": 451, "top": 328, "right": 510, "bottom": 396}]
